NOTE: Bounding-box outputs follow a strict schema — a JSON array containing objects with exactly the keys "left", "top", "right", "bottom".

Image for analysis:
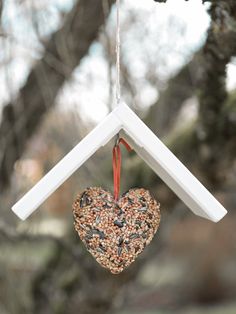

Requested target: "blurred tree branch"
[
  {"left": 0, "top": 1, "right": 2, "bottom": 20},
  {"left": 0, "top": 0, "right": 3, "bottom": 35},
  {"left": 146, "top": 1, "right": 236, "bottom": 183},
  {"left": 196, "top": 1, "right": 236, "bottom": 183},
  {"left": 148, "top": 2, "right": 236, "bottom": 138},
  {"left": 199, "top": 1, "right": 236, "bottom": 140},
  {"left": 146, "top": 53, "right": 202, "bottom": 137},
  {"left": 0, "top": 221, "right": 81, "bottom": 259},
  {"left": 0, "top": 0, "right": 115, "bottom": 190}
]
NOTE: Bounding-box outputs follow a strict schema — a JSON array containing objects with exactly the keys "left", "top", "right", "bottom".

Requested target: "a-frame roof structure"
[{"left": 12, "top": 103, "right": 227, "bottom": 222}]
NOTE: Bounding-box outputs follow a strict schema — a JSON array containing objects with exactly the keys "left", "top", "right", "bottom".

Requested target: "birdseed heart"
[{"left": 73, "top": 187, "right": 161, "bottom": 274}]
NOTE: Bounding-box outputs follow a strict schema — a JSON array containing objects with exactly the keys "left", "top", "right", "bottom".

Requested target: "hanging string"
[
  {"left": 113, "top": 137, "right": 132, "bottom": 201},
  {"left": 113, "top": 1, "right": 133, "bottom": 201},
  {"left": 116, "top": 0, "right": 121, "bottom": 105}
]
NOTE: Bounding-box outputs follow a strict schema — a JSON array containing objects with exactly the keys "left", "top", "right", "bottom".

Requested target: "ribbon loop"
[{"left": 113, "top": 137, "right": 132, "bottom": 201}]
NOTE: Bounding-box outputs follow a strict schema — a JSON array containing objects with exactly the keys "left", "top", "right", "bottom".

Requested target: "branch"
[
  {"left": 0, "top": 222, "right": 83, "bottom": 260},
  {"left": 0, "top": 0, "right": 115, "bottom": 190},
  {"left": 195, "top": 1, "right": 236, "bottom": 182},
  {"left": 147, "top": 1, "right": 236, "bottom": 138},
  {"left": 146, "top": 53, "right": 202, "bottom": 137},
  {"left": 198, "top": 1, "right": 236, "bottom": 140},
  {"left": 0, "top": 1, "right": 2, "bottom": 21}
]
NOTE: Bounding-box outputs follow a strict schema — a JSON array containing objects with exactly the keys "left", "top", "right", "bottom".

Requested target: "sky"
[{"left": 0, "top": 0, "right": 236, "bottom": 124}]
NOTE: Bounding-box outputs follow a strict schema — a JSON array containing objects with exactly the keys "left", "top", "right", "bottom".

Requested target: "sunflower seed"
[
  {"left": 99, "top": 244, "right": 106, "bottom": 252},
  {"left": 80, "top": 192, "right": 91, "bottom": 207},
  {"left": 125, "top": 245, "right": 130, "bottom": 252},
  {"left": 117, "top": 207, "right": 124, "bottom": 216},
  {"left": 103, "top": 203, "right": 112, "bottom": 209},
  {"left": 117, "top": 247, "right": 122, "bottom": 256},
  {"left": 95, "top": 216, "right": 101, "bottom": 224},
  {"left": 98, "top": 230, "right": 105, "bottom": 240},
  {"left": 97, "top": 248, "right": 105, "bottom": 254},
  {"left": 114, "top": 220, "right": 123, "bottom": 228},
  {"left": 118, "top": 237, "right": 124, "bottom": 246},
  {"left": 92, "top": 229, "right": 105, "bottom": 240},
  {"left": 129, "top": 233, "right": 139, "bottom": 240},
  {"left": 78, "top": 223, "right": 86, "bottom": 230},
  {"left": 86, "top": 230, "right": 93, "bottom": 238},
  {"left": 94, "top": 207, "right": 102, "bottom": 211},
  {"left": 128, "top": 197, "right": 134, "bottom": 204},
  {"left": 138, "top": 207, "right": 147, "bottom": 212}
]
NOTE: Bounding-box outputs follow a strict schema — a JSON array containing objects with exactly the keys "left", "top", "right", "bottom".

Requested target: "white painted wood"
[
  {"left": 12, "top": 102, "right": 227, "bottom": 222},
  {"left": 12, "top": 112, "right": 122, "bottom": 220},
  {"left": 117, "top": 104, "right": 227, "bottom": 222}
]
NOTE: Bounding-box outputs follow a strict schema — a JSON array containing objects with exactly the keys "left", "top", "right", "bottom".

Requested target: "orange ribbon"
[{"left": 113, "top": 137, "right": 132, "bottom": 201}]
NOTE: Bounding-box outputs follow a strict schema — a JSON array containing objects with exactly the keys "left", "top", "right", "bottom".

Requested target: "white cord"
[{"left": 116, "top": 0, "right": 121, "bottom": 105}]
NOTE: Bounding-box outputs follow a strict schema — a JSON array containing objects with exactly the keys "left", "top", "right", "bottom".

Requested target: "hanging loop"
[{"left": 113, "top": 136, "right": 132, "bottom": 201}]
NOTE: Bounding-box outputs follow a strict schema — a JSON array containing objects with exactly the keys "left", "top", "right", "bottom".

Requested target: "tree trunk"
[{"left": 0, "top": 0, "right": 115, "bottom": 190}]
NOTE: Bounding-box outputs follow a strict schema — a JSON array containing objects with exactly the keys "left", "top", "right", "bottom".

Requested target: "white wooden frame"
[{"left": 12, "top": 102, "right": 227, "bottom": 222}]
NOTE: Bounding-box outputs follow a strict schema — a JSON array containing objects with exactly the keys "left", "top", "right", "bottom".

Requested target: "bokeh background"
[{"left": 0, "top": 0, "right": 236, "bottom": 313}]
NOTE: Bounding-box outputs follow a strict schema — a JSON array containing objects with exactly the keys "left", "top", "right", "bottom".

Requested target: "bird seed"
[{"left": 72, "top": 187, "right": 161, "bottom": 274}]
